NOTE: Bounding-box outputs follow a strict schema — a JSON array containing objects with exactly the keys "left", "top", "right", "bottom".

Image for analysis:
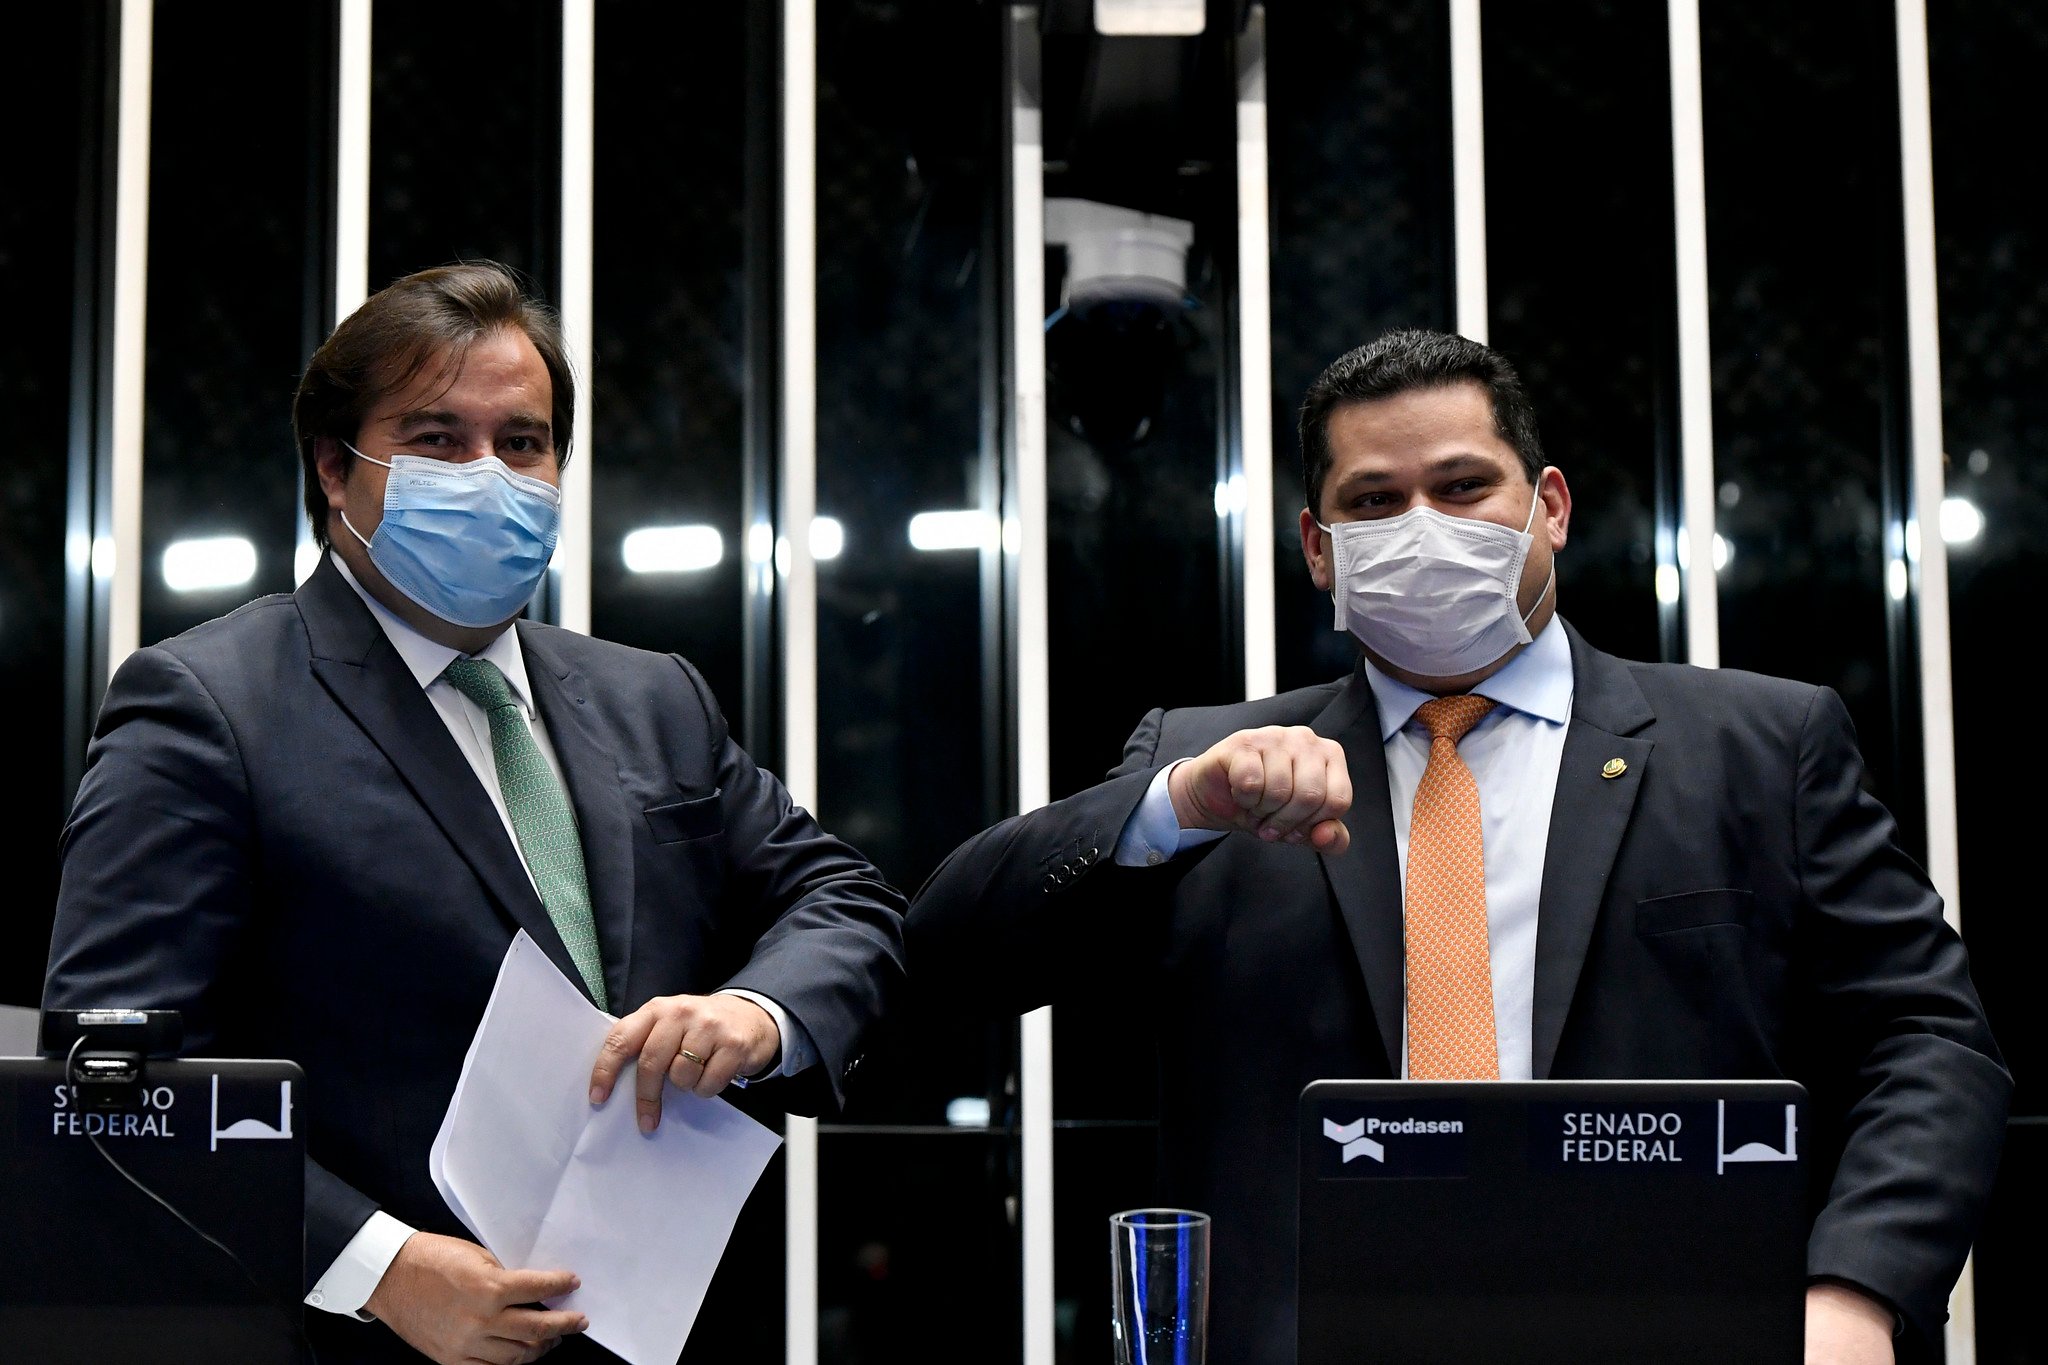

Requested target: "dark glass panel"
[
  {"left": 0, "top": 3, "right": 92, "bottom": 1005},
  {"left": 1700, "top": 0, "right": 1920, "bottom": 841},
  {"left": 681, "top": 1139, "right": 785, "bottom": 1363},
  {"left": 369, "top": 0, "right": 558, "bottom": 288},
  {"left": 1481, "top": 0, "right": 1669, "bottom": 665},
  {"left": 1267, "top": 0, "right": 1452, "bottom": 693},
  {"left": 1928, "top": 0, "right": 2048, "bottom": 1122},
  {"left": 1926, "top": 7, "right": 2048, "bottom": 1355},
  {"left": 814, "top": 0, "right": 1011, "bottom": 1127},
  {"left": 818, "top": 1132, "right": 1019, "bottom": 1365},
  {"left": 1041, "top": 20, "right": 1237, "bottom": 1122},
  {"left": 1051, "top": 1123, "right": 1158, "bottom": 1365},
  {"left": 138, "top": 3, "right": 322, "bottom": 650},
  {"left": 587, "top": 1, "right": 749, "bottom": 732},
  {"left": 1969, "top": 1120, "right": 2044, "bottom": 1365}
]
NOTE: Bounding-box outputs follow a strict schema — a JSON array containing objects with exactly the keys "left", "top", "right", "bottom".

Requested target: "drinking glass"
[{"left": 1109, "top": 1208, "right": 1210, "bottom": 1365}]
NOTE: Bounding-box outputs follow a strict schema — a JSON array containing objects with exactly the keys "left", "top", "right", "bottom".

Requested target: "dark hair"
[
  {"left": 1296, "top": 328, "right": 1544, "bottom": 515},
  {"left": 292, "top": 262, "right": 574, "bottom": 549}
]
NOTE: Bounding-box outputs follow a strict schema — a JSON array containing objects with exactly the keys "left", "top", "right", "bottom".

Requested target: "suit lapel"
[
  {"left": 296, "top": 559, "right": 583, "bottom": 988},
  {"left": 1531, "top": 624, "right": 1656, "bottom": 1078},
  {"left": 519, "top": 625, "right": 637, "bottom": 1010},
  {"left": 1311, "top": 669, "right": 1406, "bottom": 1072}
]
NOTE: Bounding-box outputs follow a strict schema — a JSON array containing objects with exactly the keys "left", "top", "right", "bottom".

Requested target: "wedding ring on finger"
[{"left": 677, "top": 1048, "right": 707, "bottom": 1067}]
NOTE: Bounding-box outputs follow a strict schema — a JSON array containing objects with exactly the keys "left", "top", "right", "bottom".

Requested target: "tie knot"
[
  {"left": 442, "top": 656, "right": 517, "bottom": 711},
  {"left": 1415, "top": 694, "right": 1496, "bottom": 745}
]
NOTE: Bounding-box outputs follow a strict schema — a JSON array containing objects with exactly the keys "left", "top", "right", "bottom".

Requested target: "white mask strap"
[
  {"left": 336, "top": 508, "right": 373, "bottom": 551},
  {"left": 344, "top": 440, "right": 393, "bottom": 470},
  {"left": 1521, "top": 473, "right": 1545, "bottom": 535}
]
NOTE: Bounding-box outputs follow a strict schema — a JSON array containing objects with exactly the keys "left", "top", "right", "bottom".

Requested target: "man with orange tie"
[{"left": 905, "top": 330, "right": 2007, "bottom": 1365}]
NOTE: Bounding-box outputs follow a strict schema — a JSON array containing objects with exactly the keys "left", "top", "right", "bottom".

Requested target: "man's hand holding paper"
[
  {"left": 431, "top": 932, "right": 785, "bottom": 1365},
  {"left": 365, "top": 1233, "right": 586, "bottom": 1365},
  {"left": 589, "top": 992, "right": 781, "bottom": 1131}
]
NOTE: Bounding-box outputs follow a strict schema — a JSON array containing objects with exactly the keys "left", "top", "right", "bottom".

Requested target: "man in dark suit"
[
  {"left": 45, "top": 263, "right": 905, "bottom": 1364},
  {"left": 907, "top": 330, "right": 2007, "bottom": 1365}
]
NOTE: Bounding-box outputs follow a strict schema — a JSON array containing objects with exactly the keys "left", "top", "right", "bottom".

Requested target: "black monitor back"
[
  {"left": 1299, "top": 1079, "right": 1807, "bottom": 1365},
  {"left": 0, "top": 1056, "right": 307, "bottom": 1364}
]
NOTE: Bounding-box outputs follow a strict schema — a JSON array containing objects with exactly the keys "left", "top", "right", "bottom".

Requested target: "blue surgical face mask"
[{"left": 339, "top": 444, "right": 561, "bottom": 628}]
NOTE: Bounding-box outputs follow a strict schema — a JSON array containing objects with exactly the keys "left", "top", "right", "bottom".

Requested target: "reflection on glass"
[
  {"left": 369, "top": 1, "right": 556, "bottom": 287},
  {"left": 815, "top": 0, "right": 1008, "bottom": 1130},
  {"left": 161, "top": 537, "right": 259, "bottom": 594},
  {"left": 138, "top": 4, "right": 319, "bottom": 650},
  {"left": 1054, "top": 1125, "right": 1160, "bottom": 1365},
  {"left": 1, "top": 0, "right": 90, "bottom": 1005},
  {"left": 819, "top": 1134, "right": 1020, "bottom": 1364},
  {"left": 621, "top": 525, "right": 725, "bottom": 575},
  {"left": 1928, "top": 4, "right": 2048, "bottom": 1354},
  {"left": 1040, "top": 19, "right": 1236, "bottom": 1125},
  {"left": 1482, "top": 0, "right": 1669, "bottom": 665},
  {"left": 588, "top": 2, "right": 749, "bottom": 724},
  {"left": 1267, "top": 0, "right": 1453, "bottom": 692},
  {"left": 1701, "top": 0, "right": 1918, "bottom": 836}
]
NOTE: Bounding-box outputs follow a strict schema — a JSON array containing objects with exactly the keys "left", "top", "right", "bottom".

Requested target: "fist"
[
  {"left": 1167, "top": 725, "right": 1353, "bottom": 854},
  {"left": 589, "top": 993, "right": 781, "bottom": 1131}
]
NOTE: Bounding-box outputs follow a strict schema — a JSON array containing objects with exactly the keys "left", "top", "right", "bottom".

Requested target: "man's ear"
[
  {"left": 1538, "top": 466, "right": 1572, "bottom": 551},
  {"left": 312, "top": 437, "right": 353, "bottom": 511},
  {"left": 1299, "top": 507, "right": 1332, "bottom": 591}
]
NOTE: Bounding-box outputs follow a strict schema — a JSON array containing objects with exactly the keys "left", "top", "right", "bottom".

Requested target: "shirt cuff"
[
  {"left": 306, "top": 1210, "right": 416, "bottom": 1319},
  {"left": 717, "top": 988, "right": 816, "bottom": 1077},
  {"left": 1114, "top": 760, "right": 1228, "bottom": 867}
]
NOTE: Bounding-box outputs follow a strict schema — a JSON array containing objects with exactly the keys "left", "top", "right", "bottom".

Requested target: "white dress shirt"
[
  {"left": 309, "top": 554, "right": 812, "bottom": 1317},
  {"left": 1115, "top": 620, "right": 1575, "bottom": 1081}
]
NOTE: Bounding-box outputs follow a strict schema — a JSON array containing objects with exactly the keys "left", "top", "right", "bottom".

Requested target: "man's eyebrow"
[
  {"left": 1422, "top": 451, "right": 1503, "bottom": 477},
  {"left": 386, "top": 408, "right": 553, "bottom": 436},
  {"left": 388, "top": 408, "right": 460, "bottom": 430},
  {"left": 1331, "top": 451, "right": 1503, "bottom": 489}
]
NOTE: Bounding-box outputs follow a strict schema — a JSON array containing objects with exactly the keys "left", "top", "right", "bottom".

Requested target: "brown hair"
[{"left": 292, "top": 262, "right": 575, "bottom": 549}]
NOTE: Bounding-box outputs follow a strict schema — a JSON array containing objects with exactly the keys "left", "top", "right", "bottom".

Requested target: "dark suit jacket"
[
  {"left": 45, "top": 559, "right": 906, "bottom": 1363},
  {"left": 907, "top": 622, "right": 2007, "bottom": 1365}
]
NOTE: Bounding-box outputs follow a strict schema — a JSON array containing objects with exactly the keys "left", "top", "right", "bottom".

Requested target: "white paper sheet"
[{"left": 430, "top": 931, "right": 783, "bottom": 1365}]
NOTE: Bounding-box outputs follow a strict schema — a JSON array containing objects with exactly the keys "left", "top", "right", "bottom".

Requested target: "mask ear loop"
[
  {"left": 1313, "top": 519, "right": 1347, "bottom": 628},
  {"left": 1519, "top": 469, "right": 1556, "bottom": 625},
  {"left": 335, "top": 441, "right": 390, "bottom": 550}
]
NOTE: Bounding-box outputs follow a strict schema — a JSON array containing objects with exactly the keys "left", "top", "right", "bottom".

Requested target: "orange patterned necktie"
[{"left": 1405, "top": 694, "right": 1500, "bottom": 1080}]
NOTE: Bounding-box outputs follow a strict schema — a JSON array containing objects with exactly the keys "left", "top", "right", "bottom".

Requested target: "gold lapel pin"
[{"left": 1601, "top": 758, "right": 1628, "bottom": 780}]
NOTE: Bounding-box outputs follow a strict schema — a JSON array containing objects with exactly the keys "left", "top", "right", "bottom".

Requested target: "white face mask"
[{"left": 1319, "top": 480, "right": 1555, "bottom": 679}]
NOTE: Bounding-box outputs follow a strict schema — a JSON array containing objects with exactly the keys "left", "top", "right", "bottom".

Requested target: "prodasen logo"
[
  {"left": 1323, "top": 1118, "right": 1384, "bottom": 1164},
  {"left": 1322, "top": 1115, "right": 1466, "bottom": 1163}
]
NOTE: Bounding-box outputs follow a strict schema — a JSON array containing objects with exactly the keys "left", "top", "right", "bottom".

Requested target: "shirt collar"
[
  {"left": 330, "top": 551, "right": 538, "bottom": 720},
  {"left": 1360, "top": 616, "right": 1575, "bottom": 742}
]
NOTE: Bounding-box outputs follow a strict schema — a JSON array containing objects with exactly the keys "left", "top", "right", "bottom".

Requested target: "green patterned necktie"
[{"left": 441, "top": 656, "right": 608, "bottom": 1010}]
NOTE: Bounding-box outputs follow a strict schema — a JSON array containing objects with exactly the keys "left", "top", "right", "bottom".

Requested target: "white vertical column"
[
  {"left": 334, "top": 1, "right": 372, "bottom": 321},
  {"left": 1008, "top": 11, "right": 1054, "bottom": 1365},
  {"left": 1448, "top": 0, "right": 1487, "bottom": 342},
  {"left": 1237, "top": 8, "right": 1276, "bottom": 702},
  {"left": 1667, "top": 0, "right": 1720, "bottom": 667},
  {"left": 781, "top": 2, "right": 820, "bottom": 1362},
  {"left": 556, "top": 0, "right": 595, "bottom": 635},
  {"left": 302, "top": 0, "right": 372, "bottom": 587},
  {"left": 1893, "top": 1, "right": 1974, "bottom": 1355},
  {"left": 105, "top": 0, "right": 153, "bottom": 674}
]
